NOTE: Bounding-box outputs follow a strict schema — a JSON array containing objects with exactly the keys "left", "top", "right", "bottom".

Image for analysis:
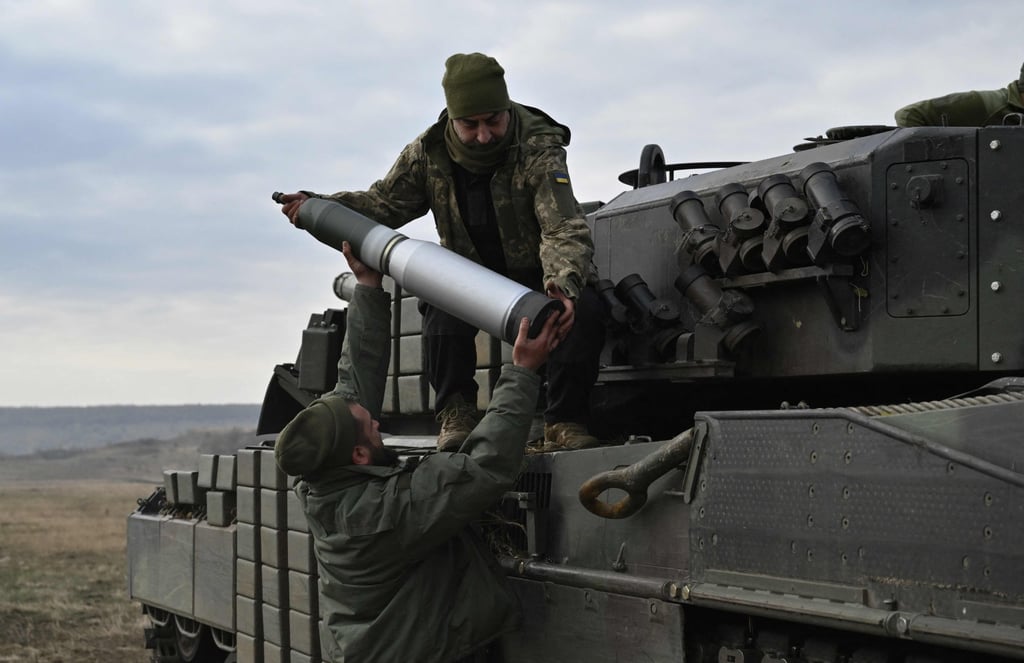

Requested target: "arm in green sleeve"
[
  {"left": 397, "top": 364, "right": 541, "bottom": 554},
  {"left": 895, "top": 89, "right": 1002, "bottom": 127},
  {"left": 332, "top": 284, "right": 392, "bottom": 421}
]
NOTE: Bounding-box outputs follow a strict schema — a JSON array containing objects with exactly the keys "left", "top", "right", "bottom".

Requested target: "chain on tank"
[{"left": 847, "top": 390, "right": 1024, "bottom": 417}]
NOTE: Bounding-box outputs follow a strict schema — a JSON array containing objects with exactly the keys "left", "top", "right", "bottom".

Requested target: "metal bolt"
[
  {"left": 956, "top": 214, "right": 965, "bottom": 222},
  {"left": 991, "top": 281, "right": 1002, "bottom": 292},
  {"left": 990, "top": 210, "right": 1002, "bottom": 221},
  {"left": 955, "top": 177, "right": 964, "bottom": 184},
  {"left": 992, "top": 352, "right": 1003, "bottom": 364},
  {"left": 650, "top": 602, "right": 658, "bottom": 615},
  {"left": 896, "top": 616, "right": 909, "bottom": 634},
  {"left": 905, "top": 165, "right": 913, "bottom": 172},
  {"left": 990, "top": 139, "right": 1002, "bottom": 150},
  {"left": 668, "top": 582, "right": 680, "bottom": 599},
  {"left": 681, "top": 584, "right": 691, "bottom": 601}
]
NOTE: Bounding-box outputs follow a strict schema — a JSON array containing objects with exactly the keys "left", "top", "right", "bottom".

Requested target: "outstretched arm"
[
  {"left": 398, "top": 313, "right": 561, "bottom": 555},
  {"left": 333, "top": 241, "right": 391, "bottom": 420}
]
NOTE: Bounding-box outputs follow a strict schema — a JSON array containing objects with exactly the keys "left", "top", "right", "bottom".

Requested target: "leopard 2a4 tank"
[{"left": 127, "top": 123, "right": 1024, "bottom": 663}]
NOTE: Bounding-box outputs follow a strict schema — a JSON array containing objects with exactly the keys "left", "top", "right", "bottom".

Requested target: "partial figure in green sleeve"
[{"left": 895, "top": 61, "right": 1024, "bottom": 127}]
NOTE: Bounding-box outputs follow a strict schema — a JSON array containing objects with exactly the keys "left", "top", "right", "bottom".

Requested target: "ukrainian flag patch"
[{"left": 553, "top": 172, "right": 570, "bottom": 185}]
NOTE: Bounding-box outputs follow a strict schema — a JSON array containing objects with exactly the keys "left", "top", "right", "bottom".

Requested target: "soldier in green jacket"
[
  {"left": 277, "top": 52, "right": 604, "bottom": 453},
  {"left": 275, "top": 241, "right": 562, "bottom": 662},
  {"left": 895, "top": 62, "right": 1024, "bottom": 127}
]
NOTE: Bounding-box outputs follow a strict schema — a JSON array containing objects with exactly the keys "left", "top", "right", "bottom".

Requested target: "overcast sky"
[{"left": 2, "top": 0, "right": 1020, "bottom": 406}]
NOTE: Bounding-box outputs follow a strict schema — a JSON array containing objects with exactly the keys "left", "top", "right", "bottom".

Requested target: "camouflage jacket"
[
  {"left": 295, "top": 283, "right": 539, "bottom": 662},
  {"left": 313, "top": 103, "right": 595, "bottom": 299},
  {"left": 895, "top": 81, "right": 1024, "bottom": 127}
]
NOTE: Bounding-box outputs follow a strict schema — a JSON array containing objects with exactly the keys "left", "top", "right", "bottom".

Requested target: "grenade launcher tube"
[{"left": 295, "top": 197, "right": 562, "bottom": 344}]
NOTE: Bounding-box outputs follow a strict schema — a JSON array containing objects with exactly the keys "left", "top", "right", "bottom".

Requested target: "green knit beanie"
[
  {"left": 274, "top": 395, "right": 357, "bottom": 477},
  {"left": 442, "top": 53, "right": 510, "bottom": 119}
]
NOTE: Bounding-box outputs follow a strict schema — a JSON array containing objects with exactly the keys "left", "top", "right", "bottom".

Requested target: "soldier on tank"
[
  {"left": 277, "top": 52, "right": 603, "bottom": 453},
  {"left": 275, "top": 241, "right": 561, "bottom": 663},
  {"left": 895, "top": 61, "right": 1024, "bottom": 127}
]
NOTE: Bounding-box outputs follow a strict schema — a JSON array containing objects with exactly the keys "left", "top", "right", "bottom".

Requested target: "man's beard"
[{"left": 368, "top": 444, "right": 400, "bottom": 467}]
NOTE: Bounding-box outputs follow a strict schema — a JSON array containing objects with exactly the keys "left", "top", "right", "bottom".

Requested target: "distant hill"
[
  {"left": 0, "top": 404, "right": 262, "bottom": 456},
  {"left": 0, "top": 428, "right": 264, "bottom": 484}
]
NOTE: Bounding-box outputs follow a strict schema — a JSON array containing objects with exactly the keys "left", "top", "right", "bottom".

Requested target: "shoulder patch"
[{"left": 548, "top": 171, "right": 579, "bottom": 217}]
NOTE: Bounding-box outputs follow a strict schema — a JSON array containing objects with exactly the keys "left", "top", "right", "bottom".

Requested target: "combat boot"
[
  {"left": 542, "top": 422, "right": 599, "bottom": 452},
  {"left": 435, "top": 394, "right": 480, "bottom": 452}
]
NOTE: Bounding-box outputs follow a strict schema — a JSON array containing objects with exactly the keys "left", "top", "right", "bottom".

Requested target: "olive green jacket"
[
  {"left": 313, "top": 103, "right": 595, "bottom": 299},
  {"left": 296, "top": 284, "right": 539, "bottom": 662},
  {"left": 894, "top": 81, "right": 1024, "bottom": 127}
]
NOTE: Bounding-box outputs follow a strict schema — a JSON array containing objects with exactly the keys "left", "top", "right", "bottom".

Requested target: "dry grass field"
[{"left": 0, "top": 480, "right": 157, "bottom": 663}]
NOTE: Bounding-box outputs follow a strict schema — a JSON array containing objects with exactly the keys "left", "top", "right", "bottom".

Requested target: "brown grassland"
[
  {"left": 0, "top": 431, "right": 250, "bottom": 662},
  {"left": 0, "top": 480, "right": 156, "bottom": 663}
]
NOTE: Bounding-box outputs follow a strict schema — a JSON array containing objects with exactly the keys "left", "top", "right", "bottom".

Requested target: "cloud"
[{"left": 2, "top": 0, "right": 1023, "bottom": 405}]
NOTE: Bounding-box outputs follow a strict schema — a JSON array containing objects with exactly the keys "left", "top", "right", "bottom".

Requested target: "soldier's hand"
[
  {"left": 512, "top": 314, "right": 560, "bottom": 372},
  {"left": 342, "top": 241, "right": 383, "bottom": 289},
  {"left": 545, "top": 283, "right": 575, "bottom": 343},
  {"left": 276, "top": 192, "right": 310, "bottom": 226}
]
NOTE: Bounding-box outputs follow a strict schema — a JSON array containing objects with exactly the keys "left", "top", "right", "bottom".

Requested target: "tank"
[{"left": 127, "top": 124, "right": 1024, "bottom": 663}]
